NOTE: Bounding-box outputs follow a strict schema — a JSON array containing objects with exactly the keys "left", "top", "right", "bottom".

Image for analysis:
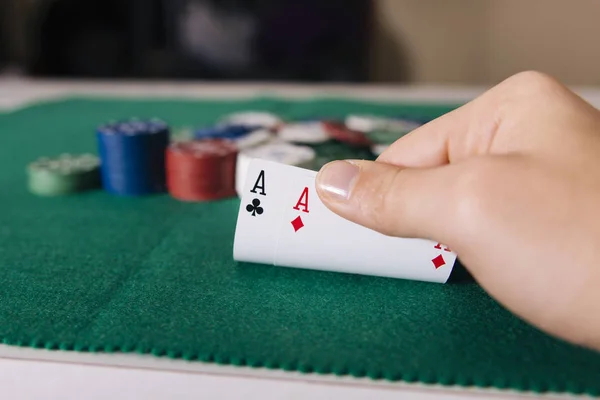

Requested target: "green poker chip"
[{"left": 27, "top": 153, "right": 101, "bottom": 196}]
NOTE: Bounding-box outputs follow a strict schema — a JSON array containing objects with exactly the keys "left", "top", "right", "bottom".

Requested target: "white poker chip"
[
  {"left": 241, "top": 142, "right": 316, "bottom": 166},
  {"left": 277, "top": 121, "right": 330, "bottom": 144},
  {"left": 385, "top": 118, "right": 422, "bottom": 133},
  {"left": 346, "top": 114, "right": 422, "bottom": 134},
  {"left": 345, "top": 115, "right": 383, "bottom": 132},
  {"left": 235, "top": 143, "right": 316, "bottom": 197},
  {"left": 370, "top": 144, "right": 389, "bottom": 156},
  {"left": 231, "top": 129, "right": 274, "bottom": 150},
  {"left": 220, "top": 111, "right": 282, "bottom": 130}
]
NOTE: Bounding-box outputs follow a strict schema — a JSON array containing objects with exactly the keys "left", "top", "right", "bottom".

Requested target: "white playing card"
[
  {"left": 232, "top": 160, "right": 289, "bottom": 265},
  {"left": 233, "top": 159, "right": 457, "bottom": 283}
]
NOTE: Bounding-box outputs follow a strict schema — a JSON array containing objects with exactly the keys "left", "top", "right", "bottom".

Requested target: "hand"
[{"left": 315, "top": 71, "right": 600, "bottom": 351}]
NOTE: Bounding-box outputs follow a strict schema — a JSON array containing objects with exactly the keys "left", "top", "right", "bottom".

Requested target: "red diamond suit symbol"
[
  {"left": 291, "top": 216, "right": 304, "bottom": 232},
  {"left": 432, "top": 254, "right": 446, "bottom": 269}
]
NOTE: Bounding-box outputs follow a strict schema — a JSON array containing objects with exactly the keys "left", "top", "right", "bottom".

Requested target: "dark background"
[{"left": 0, "top": 0, "right": 372, "bottom": 82}]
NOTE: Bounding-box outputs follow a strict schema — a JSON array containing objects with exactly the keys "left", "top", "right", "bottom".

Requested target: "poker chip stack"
[
  {"left": 27, "top": 153, "right": 101, "bottom": 196},
  {"left": 166, "top": 139, "right": 238, "bottom": 201},
  {"left": 96, "top": 118, "right": 170, "bottom": 196}
]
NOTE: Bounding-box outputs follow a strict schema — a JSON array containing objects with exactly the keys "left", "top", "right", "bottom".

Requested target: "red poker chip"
[
  {"left": 166, "top": 139, "right": 238, "bottom": 201},
  {"left": 322, "top": 121, "right": 373, "bottom": 147}
]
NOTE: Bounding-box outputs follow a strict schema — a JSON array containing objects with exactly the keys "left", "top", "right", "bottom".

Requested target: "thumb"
[{"left": 315, "top": 159, "right": 460, "bottom": 243}]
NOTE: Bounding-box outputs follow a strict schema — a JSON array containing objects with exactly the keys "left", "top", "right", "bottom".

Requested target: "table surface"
[{"left": 1, "top": 77, "right": 598, "bottom": 400}]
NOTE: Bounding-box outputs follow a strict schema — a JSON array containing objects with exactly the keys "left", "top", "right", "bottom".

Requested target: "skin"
[{"left": 315, "top": 71, "right": 600, "bottom": 352}]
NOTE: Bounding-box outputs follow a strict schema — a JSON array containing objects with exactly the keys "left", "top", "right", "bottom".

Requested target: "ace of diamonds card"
[{"left": 233, "top": 160, "right": 457, "bottom": 283}]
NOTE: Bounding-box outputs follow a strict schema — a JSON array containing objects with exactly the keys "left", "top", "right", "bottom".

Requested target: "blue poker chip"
[
  {"left": 96, "top": 118, "right": 170, "bottom": 196},
  {"left": 192, "top": 126, "right": 222, "bottom": 140},
  {"left": 193, "top": 124, "right": 259, "bottom": 140}
]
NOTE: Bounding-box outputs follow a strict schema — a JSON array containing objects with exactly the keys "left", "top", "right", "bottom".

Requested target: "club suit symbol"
[{"left": 246, "top": 198, "right": 264, "bottom": 217}]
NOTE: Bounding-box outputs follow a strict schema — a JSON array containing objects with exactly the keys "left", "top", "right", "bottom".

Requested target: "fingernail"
[{"left": 316, "top": 160, "right": 359, "bottom": 200}]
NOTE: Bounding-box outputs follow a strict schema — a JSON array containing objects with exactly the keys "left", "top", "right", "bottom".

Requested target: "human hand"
[{"left": 315, "top": 71, "right": 600, "bottom": 351}]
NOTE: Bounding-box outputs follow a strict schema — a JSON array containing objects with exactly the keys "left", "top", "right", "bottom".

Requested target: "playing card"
[
  {"left": 232, "top": 160, "right": 290, "bottom": 265},
  {"left": 233, "top": 159, "right": 457, "bottom": 283}
]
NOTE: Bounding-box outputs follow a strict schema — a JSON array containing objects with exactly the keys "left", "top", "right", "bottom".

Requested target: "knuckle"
[
  {"left": 479, "top": 71, "right": 567, "bottom": 140},
  {"left": 502, "top": 70, "right": 564, "bottom": 96}
]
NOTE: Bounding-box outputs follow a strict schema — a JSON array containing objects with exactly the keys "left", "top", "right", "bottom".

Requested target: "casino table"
[{"left": 1, "top": 78, "right": 600, "bottom": 400}]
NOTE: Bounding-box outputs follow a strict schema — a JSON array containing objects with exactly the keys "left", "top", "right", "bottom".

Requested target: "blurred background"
[{"left": 1, "top": 0, "right": 599, "bottom": 85}]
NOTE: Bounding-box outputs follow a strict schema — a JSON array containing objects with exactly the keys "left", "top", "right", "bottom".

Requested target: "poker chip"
[
  {"left": 239, "top": 142, "right": 316, "bottom": 168},
  {"left": 345, "top": 114, "right": 382, "bottom": 132},
  {"left": 27, "top": 153, "right": 101, "bottom": 196},
  {"left": 346, "top": 114, "right": 422, "bottom": 134},
  {"left": 193, "top": 124, "right": 259, "bottom": 141},
  {"left": 166, "top": 139, "right": 238, "bottom": 201},
  {"left": 235, "top": 142, "right": 316, "bottom": 197},
  {"left": 277, "top": 121, "right": 330, "bottom": 144},
  {"left": 322, "top": 121, "right": 373, "bottom": 147},
  {"left": 219, "top": 111, "right": 282, "bottom": 130},
  {"left": 96, "top": 118, "right": 170, "bottom": 196},
  {"left": 385, "top": 118, "right": 422, "bottom": 134},
  {"left": 231, "top": 129, "right": 274, "bottom": 150}
]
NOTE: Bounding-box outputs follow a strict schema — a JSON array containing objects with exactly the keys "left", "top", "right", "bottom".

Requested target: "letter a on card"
[{"left": 293, "top": 187, "right": 310, "bottom": 213}]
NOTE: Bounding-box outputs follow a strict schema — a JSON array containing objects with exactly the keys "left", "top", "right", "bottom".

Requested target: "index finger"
[
  {"left": 376, "top": 71, "right": 577, "bottom": 168},
  {"left": 377, "top": 90, "right": 501, "bottom": 168}
]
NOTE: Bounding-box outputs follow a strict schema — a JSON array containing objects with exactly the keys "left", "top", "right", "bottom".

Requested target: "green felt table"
[{"left": 0, "top": 96, "right": 599, "bottom": 396}]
